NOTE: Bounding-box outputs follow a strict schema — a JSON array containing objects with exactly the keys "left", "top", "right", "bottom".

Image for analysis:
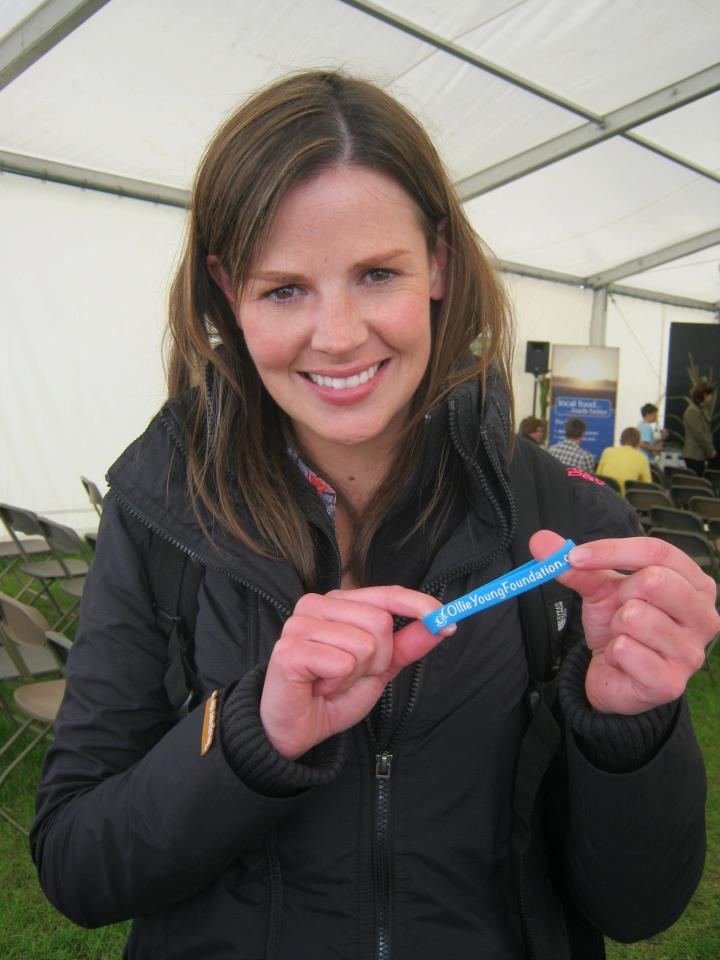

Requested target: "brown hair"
[
  {"left": 620, "top": 427, "right": 640, "bottom": 446},
  {"left": 166, "top": 70, "right": 513, "bottom": 588},
  {"left": 690, "top": 381, "right": 714, "bottom": 405},
  {"left": 564, "top": 418, "right": 586, "bottom": 440},
  {"left": 518, "top": 416, "right": 543, "bottom": 436}
]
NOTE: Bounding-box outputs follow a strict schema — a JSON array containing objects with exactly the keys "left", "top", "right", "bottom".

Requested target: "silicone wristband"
[{"left": 422, "top": 539, "right": 576, "bottom": 634}]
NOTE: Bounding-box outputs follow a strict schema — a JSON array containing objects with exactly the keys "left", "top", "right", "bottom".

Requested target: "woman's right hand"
[{"left": 260, "top": 586, "right": 453, "bottom": 759}]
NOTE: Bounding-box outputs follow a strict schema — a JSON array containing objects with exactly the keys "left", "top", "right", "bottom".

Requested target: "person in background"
[
  {"left": 518, "top": 415, "right": 544, "bottom": 444},
  {"left": 29, "top": 70, "right": 717, "bottom": 960},
  {"left": 547, "top": 417, "right": 595, "bottom": 473},
  {"left": 597, "top": 427, "right": 652, "bottom": 495},
  {"left": 683, "top": 382, "right": 716, "bottom": 476},
  {"left": 637, "top": 403, "right": 665, "bottom": 461}
]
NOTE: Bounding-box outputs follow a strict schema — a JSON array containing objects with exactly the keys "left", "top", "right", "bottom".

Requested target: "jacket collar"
[{"left": 106, "top": 371, "right": 515, "bottom": 604}]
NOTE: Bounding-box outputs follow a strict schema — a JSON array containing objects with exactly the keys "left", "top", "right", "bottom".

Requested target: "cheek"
[
  {"left": 386, "top": 299, "right": 432, "bottom": 357},
  {"left": 241, "top": 321, "right": 302, "bottom": 373}
]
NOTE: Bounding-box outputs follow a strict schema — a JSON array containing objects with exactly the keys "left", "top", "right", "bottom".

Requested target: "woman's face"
[{"left": 222, "top": 166, "right": 445, "bottom": 469}]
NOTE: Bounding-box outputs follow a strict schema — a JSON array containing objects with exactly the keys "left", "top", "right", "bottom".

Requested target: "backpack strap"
[
  {"left": 147, "top": 533, "right": 204, "bottom": 715},
  {"left": 508, "top": 440, "right": 569, "bottom": 958},
  {"left": 508, "top": 439, "right": 552, "bottom": 684}
]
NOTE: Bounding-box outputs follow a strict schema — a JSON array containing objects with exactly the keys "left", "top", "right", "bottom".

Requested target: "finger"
[
  {"left": 292, "top": 595, "right": 394, "bottom": 675},
  {"left": 604, "top": 634, "right": 691, "bottom": 707},
  {"left": 568, "top": 536, "right": 713, "bottom": 596},
  {"left": 314, "top": 672, "right": 385, "bottom": 705},
  {"left": 272, "top": 630, "right": 360, "bottom": 688},
  {"left": 325, "top": 584, "right": 445, "bottom": 622},
  {"left": 384, "top": 618, "right": 455, "bottom": 680},
  {"left": 616, "top": 564, "right": 719, "bottom": 637},
  {"left": 280, "top": 616, "right": 389, "bottom": 688},
  {"left": 529, "top": 529, "right": 622, "bottom": 604},
  {"left": 609, "top": 597, "right": 687, "bottom": 661}
]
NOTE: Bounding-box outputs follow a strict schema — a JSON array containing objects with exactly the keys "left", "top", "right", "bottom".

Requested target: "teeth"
[{"left": 308, "top": 363, "right": 381, "bottom": 390}]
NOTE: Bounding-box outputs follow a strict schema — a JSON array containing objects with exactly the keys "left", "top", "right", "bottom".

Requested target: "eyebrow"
[{"left": 248, "top": 248, "right": 413, "bottom": 283}]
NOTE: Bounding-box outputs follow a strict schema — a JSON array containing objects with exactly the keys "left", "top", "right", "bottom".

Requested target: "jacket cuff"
[
  {"left": 559, "top": 643, "right": 680, "bottom": 773},
  {"left": 219, "top": 665, "right": 347, "bottom": 797}
]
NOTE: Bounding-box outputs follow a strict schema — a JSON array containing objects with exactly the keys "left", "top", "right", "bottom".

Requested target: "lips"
[{"left": 305, "top": 362, "right": 382, "bottom": 390}]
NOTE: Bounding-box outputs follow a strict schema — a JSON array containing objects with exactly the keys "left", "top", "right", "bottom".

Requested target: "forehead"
[{"left": 254, "top": 166, "right": 426, "bottom": 261}]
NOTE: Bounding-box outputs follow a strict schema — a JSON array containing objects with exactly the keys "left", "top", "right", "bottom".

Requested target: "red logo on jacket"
[{"left": 566, "top": 467, "right": 605, "bottom": 486}]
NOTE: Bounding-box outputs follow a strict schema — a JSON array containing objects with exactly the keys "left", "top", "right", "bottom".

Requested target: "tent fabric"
[
  {"left": 1, "top": 0, "right": 718, "bottom": 303},
  {"left": 0, "top": 0, "right": 718, "bottom": 523}
]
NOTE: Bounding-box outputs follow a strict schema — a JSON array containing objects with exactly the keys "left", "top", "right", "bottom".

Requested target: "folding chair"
[
  {"left": 596, "top": 475, "right": 621, "bottom": 493},
  {"left": 671, "top": 474, "right": 714, "bottom": 492},
  {"left": 703, "top": 469, "right": 720, "bottom": 497},
  {"left": 1, "top": 508, "right": 88, "bottom": 627},
  {"left": 80, "top": 476, "right": 105, "bottom": 517},
  {"left": 0, "top": 593, "right": 71, "bottom": 835},
  {"left": 708, "top": 519, "right": 720, "bottom": 553},
  {"left": 649, "top": 462, "right": 666, "bottom": 488},
  {"left": 647, "top": 506, "right": 706, "bottom": 535},
  {"left": 624, "top": 480, "right": 665, "bottom": 494},
  {"left": 624, "top": 489, "right": 673, "bottom": 533},
  {"left": 663, "top": 465, "right": 696, "bottom": 484},
  {"left": 688, "top": 497, "right": 720, "bottom": 523},
  {"left": 646, "top": 528, "right": 719, "bottom": 578},
  {"left": 671, "top": 483, "right": 713, "bottom": 510},
  {"left": 0, "top": 504, "right": 52, "bottom": 593},
  {"left": 33, "top": 518, "right": 91, "bottom": 631}
]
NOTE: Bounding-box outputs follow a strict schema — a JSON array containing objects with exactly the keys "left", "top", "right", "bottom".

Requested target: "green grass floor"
[{"left": 0, "top": 582, "right": 718, "bottom": 958}]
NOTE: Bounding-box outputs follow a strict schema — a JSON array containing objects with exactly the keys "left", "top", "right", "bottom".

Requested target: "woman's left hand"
[{"left": 530, "top": 530, "right": 720, "bottom": 715}]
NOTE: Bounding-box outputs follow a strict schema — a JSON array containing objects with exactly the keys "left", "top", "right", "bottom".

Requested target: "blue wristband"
[{"left": 422, "top": 539, "right": 576, "bottom": 634}]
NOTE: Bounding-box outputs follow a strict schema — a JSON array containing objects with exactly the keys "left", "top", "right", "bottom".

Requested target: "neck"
[
  {"left": 326, "top": 453, "right": 389, "bottom": 513},
  {"left": 297, "top": 436, "right": 400, "bottom": 514}
]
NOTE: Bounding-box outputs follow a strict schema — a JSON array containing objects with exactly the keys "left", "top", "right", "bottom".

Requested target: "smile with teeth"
[{"left": 306, "top": 362, "right": 382, "bottom": 390}]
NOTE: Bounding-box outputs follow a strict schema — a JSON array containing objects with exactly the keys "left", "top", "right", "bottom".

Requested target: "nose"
[{"left": 310, "top": 292, "right": 369, "bottom": 355}]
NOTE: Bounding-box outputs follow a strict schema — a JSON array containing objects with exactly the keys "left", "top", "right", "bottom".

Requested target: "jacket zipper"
[
  {"left": 371, "top": 684, "right": 394, "bottom": 960},
  {"left": 364, "top": 401, "right": 517, "bottom": 959}
]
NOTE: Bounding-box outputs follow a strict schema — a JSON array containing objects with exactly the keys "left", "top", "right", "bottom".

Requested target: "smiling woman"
[
  {"left": 209, "top": 166, "right": 443, "bottom": 504},
  {"left": 167, "top": 70, "right": 509, "bottom": 587},
  {"left": 30, "top": 70, "right": 718, "bottom": 960}
]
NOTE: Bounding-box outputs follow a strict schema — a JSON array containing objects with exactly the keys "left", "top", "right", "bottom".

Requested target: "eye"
[
  {"left": 364, "top": 268, "right": 395, "bottom": 284},
  {"left": 264, "top": 284, "right": 300, "bottom": 303}
]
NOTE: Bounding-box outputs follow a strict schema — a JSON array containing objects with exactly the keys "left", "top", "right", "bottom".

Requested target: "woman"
[
  {"left": 32, "top": 72, "right": 718, "bottom": 960},
  {"left": 683, "top": 381, "right": 716, "bottom": 475}
]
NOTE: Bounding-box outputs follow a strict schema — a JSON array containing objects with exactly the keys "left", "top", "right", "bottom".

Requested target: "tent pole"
[{"left": 590, "top": 288, "right": 608, "bottom": 346}]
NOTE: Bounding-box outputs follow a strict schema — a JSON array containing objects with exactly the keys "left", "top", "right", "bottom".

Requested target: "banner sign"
[{"left": 548, "top": 345, "right": 619, "bottom": 463}]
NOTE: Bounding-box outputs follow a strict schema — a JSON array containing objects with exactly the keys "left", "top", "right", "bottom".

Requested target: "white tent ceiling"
[{"left": 1, "top": 0, "right": 719, "bottom": 310}]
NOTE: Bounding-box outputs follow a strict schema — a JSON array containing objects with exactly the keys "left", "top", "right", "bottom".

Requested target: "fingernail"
[
  {"left": 569, "top": 546, "right": 590, "bottom": 564},
  {"left": 439, "top": 624, "right": 457, "bottom": 637}
]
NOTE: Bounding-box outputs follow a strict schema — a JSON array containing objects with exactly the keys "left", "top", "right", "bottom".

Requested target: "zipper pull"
[{"left": 375, "top": 751, "right": 392, "bottom": 779}]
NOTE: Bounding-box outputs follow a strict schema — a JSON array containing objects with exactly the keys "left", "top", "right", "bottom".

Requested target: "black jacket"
[{"left": 31, "top": 380, "right": 707, "bottom": 959}]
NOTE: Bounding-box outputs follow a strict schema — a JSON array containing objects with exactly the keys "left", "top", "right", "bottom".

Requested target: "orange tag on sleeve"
[{"left": 200, "top": 690, "right": 219, "bottom": 756}]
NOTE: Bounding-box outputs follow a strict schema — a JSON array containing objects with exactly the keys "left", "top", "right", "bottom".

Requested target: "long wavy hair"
[{"left": 166, "top": 70, "right": 514, "bottom": 588}]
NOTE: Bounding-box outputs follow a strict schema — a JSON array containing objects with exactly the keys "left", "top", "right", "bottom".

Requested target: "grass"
[{"left": 0, "top": 569, "right": 718, "bottom": 958}]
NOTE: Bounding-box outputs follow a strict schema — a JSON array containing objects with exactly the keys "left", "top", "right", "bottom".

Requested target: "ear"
[
  {"left": 429, "top": 221, "right": 447, "bottom": 301},
  {"left": 207, "top": 255, "right": 237, "bottom": 309}
]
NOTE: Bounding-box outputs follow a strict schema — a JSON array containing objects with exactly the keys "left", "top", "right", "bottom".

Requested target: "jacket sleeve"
[
  {"left": 561, "top": 695, "right": 706, "bottom": 941},
  {"left": 556, "top": 478, "right": 707, "bottom": 941},
  {"left": 30, "top": 497, "right": 340, "bottom": 927}
]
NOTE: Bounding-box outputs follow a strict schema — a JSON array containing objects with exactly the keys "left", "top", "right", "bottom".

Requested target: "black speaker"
[{"left": 525, "top": 341, "right": 550, "bottom": 375}]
